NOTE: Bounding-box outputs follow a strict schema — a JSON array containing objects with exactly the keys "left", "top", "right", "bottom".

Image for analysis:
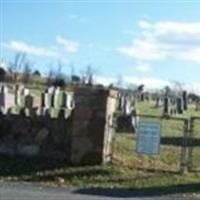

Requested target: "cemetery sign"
[{"left": 136, "top": 121, "right": 161, "bottom": 155}]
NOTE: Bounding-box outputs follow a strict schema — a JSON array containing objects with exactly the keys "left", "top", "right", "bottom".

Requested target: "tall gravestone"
[
  {"left": 14, "top": 84, "right": 19, "bottom": 105},
  {"left": 0, "top": 85, "right": 8, "bottom": 113},
  {"left": 54, "top": 87, "right": 61, "bottom": 109},
  {"left": 163, "top": 96, "right": 170, "bottom": 116},
  {"left": 15, "top": 85, "right": 25, "bottom": 107},
  {"left": 140, "top": 93, "right": 144, "bottom": 101},
  {"left": 121, "top": 94, "right": 126, "bottom": 114},
  {"left": 24, "top": 94, "right": 33, "bottom": 116},
  {"left": 177, "top": 97, "right": 184, "bottom": 114},
  {"left": 41, "top": 89, "right": 53, "bottom": 116},
  {"left": 117, "top": 93, "right": 122, "bottom": 111},
  {"left": 182, "top": 91, "right": 188, "bottom": 111},
  {"left": 66, "top": 92, "right": 74, "bottom": 110},
  {"left": 155, "top": 96, "right": 160, "bottom": 108},
  {"left": 62, "top": 92, "right": 67, "bottom": 108}
]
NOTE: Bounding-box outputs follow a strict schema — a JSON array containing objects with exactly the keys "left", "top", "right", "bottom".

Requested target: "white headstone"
[
  {"left": 54, "top": 87, "right": 61, "bottom": 108},
  {"left": 48, "top": 86, "right": 55, "bottom": 94},
  {"left": 23, "top": 88, "right": 30, "bottom": 96},
  {"left": 0, "top": 85, "right": 10, "bottom": 113},
  {"left": 66, "top": 93, "right": 74, "bottom": 109}
]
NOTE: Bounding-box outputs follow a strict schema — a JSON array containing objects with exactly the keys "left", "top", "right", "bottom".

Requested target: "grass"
[
  {"left": 0, "top": 101, "right": 200, "bottom": 196},
  {"left": 137, "top": 100, "right": 200, "bottom": 118}
]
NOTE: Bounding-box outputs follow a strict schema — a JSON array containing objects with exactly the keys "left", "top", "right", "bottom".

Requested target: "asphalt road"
[{"left": 0, "top": 181, "right": 199, "bottom": 200}]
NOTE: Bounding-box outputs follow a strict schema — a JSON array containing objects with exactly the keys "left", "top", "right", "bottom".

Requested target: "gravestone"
[
  {"left": 125, "top": 95, "right": 135, "bottom": 115},
  {"left": 163, "top": 96, "right": 170, "bottom": 116},
  {"left": 14, "top": 84, "right": 19, "bottom": 105},
  {"left": 25, "top": 94, "right": 33, "bottom": 108},
  {"left": 117, "top": 93, "right": 122, "bottom": 111},
  {"left": 140, "top": 93, "right": 144, "bottom": 101},
  {"left": 155, "top": 97, "right": 161, "bottom": 107},
  {"left": 66, "top": 92, "right": 74, "bottom": 110},
  {"left": 48, "top": 86, "right": 55, "bottom": 107},
  {"left": 125, "top": 96, "right": 131, "bottom": 115},
  {"left": 54, "top": 87, "right": 62, "bottom": 109},
  {"left": 21, "top": 87, "right": 30, "bottom": 108},
  {"left": 182, "top": 91, "right": 188, "bottom": 111},
  {"left": 0, "top": 85, "right": 8, "bottom": 113},
  {"left": 44, "top": 89, "right": 53, "bottom": 109},
  {"left": 48, "top": 86, "right": 55, "bottom": 94},
  {"left": 41, "top": 90, "right": 52, "bottom": 116},
  {"left": 15, "top": 85, "right": 25, "bottom": 107},
  {"left": 23, "top": 88, "right": 30, "bottom": 96},
  {"left": 121, "top": 94, "right": 126, "bottom": 114},
  {"left": 177, "top": 97, "right": 184, "bottom": 114},
  {"left": 15, "top": 88, "right": 20, "bottom": 106},
  {"left": 132, "top": 109, "right": 139, "bottom": 132},
  {"left": 62, "top": 92, "right": 66, "bottom": 107}
]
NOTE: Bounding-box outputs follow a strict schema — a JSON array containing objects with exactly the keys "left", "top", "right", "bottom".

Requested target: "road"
[{"left": 0, "top": 181, "right": 199, "bottom": 200}]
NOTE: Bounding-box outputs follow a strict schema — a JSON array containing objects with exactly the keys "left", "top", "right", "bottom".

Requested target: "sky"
[{"left": 1, "top": 0, "right": 200, "bottom": 92}]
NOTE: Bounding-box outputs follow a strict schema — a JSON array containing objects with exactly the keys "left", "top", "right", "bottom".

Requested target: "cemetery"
[{"left": 0, "top": 82, "right": 199, "bottom": 193}]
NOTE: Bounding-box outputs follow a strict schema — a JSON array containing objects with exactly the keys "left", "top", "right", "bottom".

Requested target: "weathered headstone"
[
  {"left": 131, "top": 108, "right": 139, "bottom": 132},
  {"left": 155, "top": 96, "right": 160, "bottom": 108},
  {"left": 121, "top": 94, "right": 126, "bottom": 114},
  {"left": 62, "top": 92, "right": 67, "bottom": 108},
  {"left": 15, "top": 85, "right": 25, "bottom": 107},
  {"left": 177, "top": 97, "right": 184, "bottom": 114},
  {"left": 54, "top": 87, "right": 62, "bottom": 109},
  {"left": 25, "top": 94, "right": 33, "bottom": 108},
  {"left": 0, "top": 85, "right": 8, "bottom": 113},
  {"left": 141, "top": 93, "right": 144, "bottom": 101},
  {"left": 48, "top": 86, "right": 55, "bottom": 94},
  {"left": 14, "top": 84, "right": 19, "bottom": 105},
  {"left": 182, "top": 91, "right": 188, "bottom": 111},
  {"left": 163, "top": 96, "right": 170, "bottom": 116},
  {"left": 23, "top": 88, "right": 30, "bottom": 96},
  {"left": 66, "top": 92, "right": 74, "bottom": 110},
  {"left": 41, "top": 90, "right": 52, "bottom": 116},
  {"left": 117, "top": 93, "right": 122, "bottom": 111}
]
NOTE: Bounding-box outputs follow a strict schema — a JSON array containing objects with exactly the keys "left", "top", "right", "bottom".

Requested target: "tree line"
[{"left": 0, "top": 53, "right": 97, "bottom": 88}]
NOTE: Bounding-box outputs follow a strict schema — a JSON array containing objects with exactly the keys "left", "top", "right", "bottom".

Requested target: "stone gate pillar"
[{"left": 70, "top": 87, "right": 117, "bottom": 165}]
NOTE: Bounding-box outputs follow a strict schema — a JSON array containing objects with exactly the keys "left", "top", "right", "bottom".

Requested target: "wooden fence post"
[{"left": 180, "top": 119, "right": 189, "bottom": 174}]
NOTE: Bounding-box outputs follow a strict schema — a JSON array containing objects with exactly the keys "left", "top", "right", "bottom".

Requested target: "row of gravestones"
[
  {"left": 0, "top": 85, "right": 75, "bottom": 117},
  {"left": 41, "top": 86, "right": 74, "bottom": 110},
  {"left": 163, "top": 91, "right": 188, "bottom": 116}
]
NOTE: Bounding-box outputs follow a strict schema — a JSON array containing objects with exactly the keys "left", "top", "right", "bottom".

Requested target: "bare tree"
[
  {"left": 22, "top": 61, "right": 32, "bottom": 84},
  {"left": 46, "top": 68, "right": 55, "bottom": 86},
  {"left": 85, "top": 65, "right": 95, "bottom": 86},
  {"left": 8, "top": 52, "right": 26, "bottom": 82}
]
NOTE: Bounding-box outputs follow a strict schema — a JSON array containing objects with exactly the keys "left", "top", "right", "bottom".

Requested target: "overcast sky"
[{"left": 1, "top": 0, "right": 200, "bottom": 92}]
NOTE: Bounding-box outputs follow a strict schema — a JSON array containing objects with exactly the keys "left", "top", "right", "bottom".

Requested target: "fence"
[
  {"left": 188, "top": 117, "right": 200, "bottom": 172},
  {"left": 112, "top": 114, "right": 198, "bottom": 174}
]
